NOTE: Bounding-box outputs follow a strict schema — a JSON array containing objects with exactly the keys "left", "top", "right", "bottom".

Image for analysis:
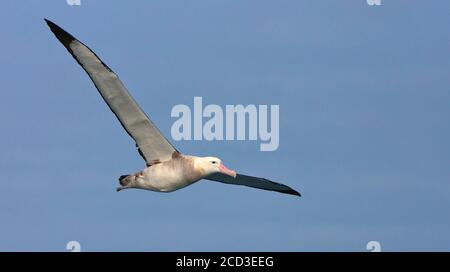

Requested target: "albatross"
[{"left": 45, "top": 19, "right": 301, "bottom": 197}]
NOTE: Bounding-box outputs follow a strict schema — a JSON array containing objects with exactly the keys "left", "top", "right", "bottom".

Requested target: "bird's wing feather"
[
  {"left": 45, "top": 19, "right": 177, "bottom": 164},
  {"left": 206, "top": 173, "right": 301, "bottom": 197}
]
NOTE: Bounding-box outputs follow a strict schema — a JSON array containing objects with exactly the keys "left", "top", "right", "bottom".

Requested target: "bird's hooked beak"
[{"left": 219, "top": 163, "right": 237, "bottom": 178}]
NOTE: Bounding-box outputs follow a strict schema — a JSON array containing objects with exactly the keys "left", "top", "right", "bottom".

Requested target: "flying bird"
[{"left": 44, "top": 19, "right": 301, "bottom": 197}]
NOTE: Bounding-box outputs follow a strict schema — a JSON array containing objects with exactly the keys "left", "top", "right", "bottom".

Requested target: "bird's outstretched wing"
[
  {"left": 45, "top": 19, "right": 177, "bottom": 165},
  {"left": 206, "top": 173, "right": 301, "bottom": 197}
]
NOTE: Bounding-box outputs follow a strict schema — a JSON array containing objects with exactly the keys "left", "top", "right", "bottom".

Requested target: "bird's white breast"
[{"left": 137, "top": 158, "right": 201, "bottom": 192}]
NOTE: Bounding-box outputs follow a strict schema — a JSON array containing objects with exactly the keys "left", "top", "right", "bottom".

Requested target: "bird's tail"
[
  {"left": 117, "top": 171, "right": 144, "bottom": 191},
  {"left": 119, "top": 174, "right": 133, "bottom": 186},
  {"left": 117, "top": 174, "right": 135, "bottom": 192}
]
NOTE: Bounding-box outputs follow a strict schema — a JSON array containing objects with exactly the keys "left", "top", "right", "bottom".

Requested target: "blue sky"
[{"left": 0, "top": 0, "right": 449, "bottom": 251}]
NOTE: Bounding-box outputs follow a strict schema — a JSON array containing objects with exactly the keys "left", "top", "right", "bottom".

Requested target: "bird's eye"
[{"left": 211, "top": 161, "right": 216, "bottom": 164}]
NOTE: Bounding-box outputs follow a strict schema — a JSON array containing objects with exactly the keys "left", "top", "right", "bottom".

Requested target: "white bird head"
[{"left": 196, "top": 156, "right": 237, "bottom": 178}]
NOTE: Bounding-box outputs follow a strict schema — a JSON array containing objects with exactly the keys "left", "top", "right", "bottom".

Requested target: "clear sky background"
[{"left": 0, "top": 1, "right": 449, "bottom": 251}]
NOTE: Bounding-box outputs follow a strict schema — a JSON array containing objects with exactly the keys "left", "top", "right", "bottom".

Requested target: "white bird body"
[
  {"left": 136, "top": 163, "right": 191, "bottom": 193},
  {"left": 118, "top": 153, "right": 237, "bottom": 193},
  {"left": 123, "top": 154, "right": 204, "bottom": 192},
  {"left": 138, "top": 160, "right": 192, "bottom": 192}
]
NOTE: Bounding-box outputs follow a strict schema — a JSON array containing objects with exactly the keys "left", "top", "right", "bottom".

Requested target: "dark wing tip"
[
  {"left": 260, "top": 177, "right": 301, "bottom": 197},
  {"left": 44, "top": 18, "right": 76, "bottom": 49},
  {"left": 286, "top": 189, "right": 301, "bottom": 197}
]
